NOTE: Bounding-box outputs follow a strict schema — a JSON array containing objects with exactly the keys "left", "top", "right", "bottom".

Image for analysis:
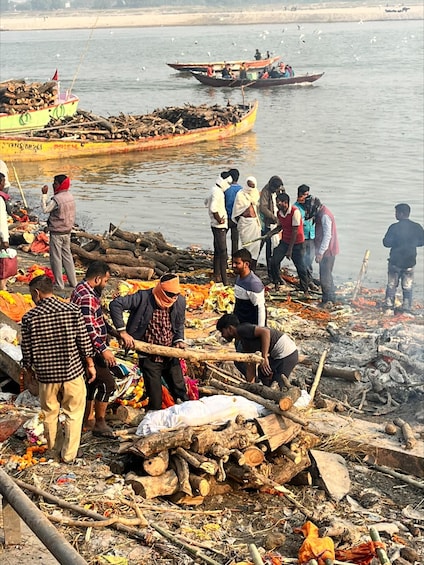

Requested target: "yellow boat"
[{"left": 0, "top": 101, "right": 258, "bottom": 162}]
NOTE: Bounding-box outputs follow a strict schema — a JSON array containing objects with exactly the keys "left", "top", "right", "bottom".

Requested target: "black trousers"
[
  {"left": 211, "top": 226, "right": 228, "bottom": 285},
  {"left": 139, "top": 356, "right": 188, "bottom": 411},
  {"left": 270, "top": 241, "right": 310, "bottom": 292}
]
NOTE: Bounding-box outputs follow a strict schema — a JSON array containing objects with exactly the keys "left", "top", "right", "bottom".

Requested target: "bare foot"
[
  {"left": 82, "top": 419, "right": 95, "bottom": 432},
  {"left": 92, "top": 422, "right": 115, "bottom": 437}
]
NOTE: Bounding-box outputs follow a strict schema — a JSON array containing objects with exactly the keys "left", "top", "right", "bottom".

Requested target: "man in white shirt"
[{"left": 206, "top": 172, "right": 232, "bottom": 285}]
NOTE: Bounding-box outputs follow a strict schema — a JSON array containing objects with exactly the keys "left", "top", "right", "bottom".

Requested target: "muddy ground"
[{"left": 1, "top": 249, "right": 423, "bottom": 565}]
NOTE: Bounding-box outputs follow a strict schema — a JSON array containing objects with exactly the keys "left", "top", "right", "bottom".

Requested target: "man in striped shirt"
[
  {"left": 71, "top": 261, "right": 117, "bottom": 437},
  {"left": 21, "top": 275, "right": 95, "bottom": 463}
]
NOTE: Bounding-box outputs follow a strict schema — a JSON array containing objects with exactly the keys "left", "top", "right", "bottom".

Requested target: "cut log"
[
  {"left": 130, "top": 427, "right": 194, "bottom": 458},
  {"left": 115, "top": 405, "right": 145, "bottom": 426},
  {"left": 189, "top": 474, "right": 210, "bottom": 497},
  {"left": 107, "top": 264, "right": 154, "bottom": 280},
  {"left": 174, "top": 447, "right": 218, "bottom": 475},
  {"left": 191, "top": 421, "right": 260, "bottom": 455},
  {"left": 125, "top": 470, "right": 179, "bottom": 499},
  {"left": 393, "top": 417, "right": 417, "bottom": 451},
  {"left": 172, "top": 455, "right": 192, "bottom": 496},
  {"left": 275, "top": 444, "right": 302, "bottom": 464},
  {"left": 142, "top": 450, "right": 169, "bottom": 477},
  {"left": 255, "top": 414, "right": 301, "bottom": 452},
  {"left": 209, "top": 378, "right": 307, "bottom": 426},
  {"left": 239, "top": 381, "right": 301, "bottom": 411},
  {"left": 268, "top": 453, "right": 312, "bottom": 488},
  {"left": 242, "top": 446, "right": 265, "bottom": 467},
  {"left": 133, "top": 340, "right": 263, "bottom": 364},
  {"left": 311, "top": 364, "right": 361, "bottom": 382}
]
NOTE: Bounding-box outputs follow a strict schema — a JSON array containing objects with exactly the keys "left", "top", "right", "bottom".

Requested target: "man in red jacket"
[
  {"left": 270, "top": 192, "right": 310, "bottom": 295},
  {"left": 305, "top": 196, "right": 339, "bottom": 306}
]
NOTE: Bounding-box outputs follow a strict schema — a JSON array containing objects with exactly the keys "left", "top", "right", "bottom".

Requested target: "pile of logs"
[
  {"left": 113, "top": 352, "right": 318, "bottom": 502},
  {"left": 0, "top": 80, "right": 58, "bottom": 114},
  {"left": 72, "top": 224, "right": 212, "bottom": 279},
  {"left": 31, "top": 103, "right": 247, "bottom": 141}
]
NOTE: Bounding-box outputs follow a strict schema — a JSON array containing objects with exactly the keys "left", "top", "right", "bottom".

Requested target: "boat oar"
[{"left": 11, "top": 163, "right": 28, "bottom": 209}]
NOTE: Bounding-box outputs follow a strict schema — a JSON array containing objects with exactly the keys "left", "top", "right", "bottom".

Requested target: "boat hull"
[
  {"left": 0, "top": 102, "right": 258, "bottom": 162},
  {"left": 0, "top": 94, "right": 80, "bottom": 134},
  {"left": 167, "top": 56, "right": 280, "bottom": 72},
  {"left": 191, "top": 72, "right": 324, "bottom": 88}
]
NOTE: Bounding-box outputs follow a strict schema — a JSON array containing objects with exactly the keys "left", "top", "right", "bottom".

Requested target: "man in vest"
[
  {"left": 41, "top": 174, "right": 78, "bottom": 292},
  {"left": 305, "top": 196, "right": 339, "bottom": 306},
  {"left": 270, "top": 192, "right": 310, "bottom": 295}
]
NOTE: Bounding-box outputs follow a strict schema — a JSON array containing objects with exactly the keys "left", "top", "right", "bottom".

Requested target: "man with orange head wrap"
[{"left": 109, "top": 273, "right": 188, "bottom": 411}]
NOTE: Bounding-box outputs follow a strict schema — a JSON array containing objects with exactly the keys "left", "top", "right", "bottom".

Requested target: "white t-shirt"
[{"left": 207, "top": 185, "right": 228, "bottom": 229}]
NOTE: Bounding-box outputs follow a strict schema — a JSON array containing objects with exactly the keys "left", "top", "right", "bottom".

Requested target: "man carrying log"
[
  {"left": 216, "top": 313, "right": 298, "bottom": 387},
  {"left": 71, "top": 261, "right": 118, "bottom": 437},
  {"left": 109, "top": 273, "right": 189, "bottom": 411}
]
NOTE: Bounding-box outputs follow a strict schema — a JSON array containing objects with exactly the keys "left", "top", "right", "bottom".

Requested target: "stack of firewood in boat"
[
  {"left": 72, "top": 223, "right": 212, "bottom": 279},
  {"left": 116, "top": 364, "right": 317, "bottom": 502},
  {"left": 31, "top": 103, "right": 247, "bottom": 141},
  {"left": 0, "top": 80, "right": 58, "bottom": 114}
]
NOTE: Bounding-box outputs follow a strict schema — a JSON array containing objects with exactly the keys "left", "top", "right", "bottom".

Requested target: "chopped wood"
[
  {"left": 142, "top": 450, "right": 169, "bottom": 477},
  {"left": 130, "top": 427, "right": 194, "bottom": 458},
  {"left": 393, "top": 417, "right": 417, "bottom": 450},
  {"left": 255, "top": 414, "right": 301, "bottom": 451},
  {"left": 115, "top": 405, "right": 145, "bottom": 426},
  {"left": 174, "top": 447, "right": 219, "bottom": 475},
  {"left": 239, "top": 381, "right": 301, "bottom": 411},
  {"left": 189, "top": 474, "right": 211, "bottom": 497},
  {"left": 125, "top": 469, "right": 179, "bottom": 498},
  {"left": 191, "top": 421, "right": 260, "bottom": 455},
  {"left": 242, "top": 446, "right": 265, "bottom": 467},
  {"left": 309, "top": 349, "right": 329, "bottom": 403},
  {"left": 172, "top": 455, "right": 193, "bottom": 496}
]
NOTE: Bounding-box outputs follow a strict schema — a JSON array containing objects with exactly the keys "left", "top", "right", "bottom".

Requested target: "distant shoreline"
[{"left": 0, "top": 5, "right": 423, "bottom": 31}]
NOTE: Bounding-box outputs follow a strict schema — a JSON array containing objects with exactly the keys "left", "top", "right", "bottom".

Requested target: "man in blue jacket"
[{"left": 109, "top": 273, "right": 188, "bottom": 410}]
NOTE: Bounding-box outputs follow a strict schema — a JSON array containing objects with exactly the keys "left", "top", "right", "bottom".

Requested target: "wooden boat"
[
  {"left": 167, "top": 56, "right": 280, "bottom": 73},
  {"left": 0, "top": 93, "right": 79, "bottom": 135},
  {"left": 0, "top": 102, "right": 258, "bottom": 162},
  {"left": 191, "top": 71, "right": 324, "bottom": 88}
]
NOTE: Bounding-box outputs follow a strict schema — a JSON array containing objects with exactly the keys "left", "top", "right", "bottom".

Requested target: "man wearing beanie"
[
  {"left": 109, "top": 273, "right": 189, "bottom": 411},
  {"left": 205, "top": 171, "right": 233, "bottom": 285}
]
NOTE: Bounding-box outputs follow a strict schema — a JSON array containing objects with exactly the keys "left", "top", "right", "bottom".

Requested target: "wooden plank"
[
  {"left": 0, "top": 348, "right": 21, "bottom": 384},
  {"left": 309, "top": 411, "right": 424, "bottom": 478},
  {"left": 255, "top": 414, "right": 301, "bottom": 451}
]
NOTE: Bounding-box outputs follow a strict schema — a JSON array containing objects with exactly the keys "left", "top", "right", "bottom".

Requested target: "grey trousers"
[{"left": 49, "top": 233, "right": 78, "bottom": 289}]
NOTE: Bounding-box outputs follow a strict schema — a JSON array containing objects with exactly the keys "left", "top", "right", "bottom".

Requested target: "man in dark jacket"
[
  {"left": 109, "top": 273, "right": 188, "bottom": 410},
  {"left": 383, "top": 203, "right": 424, "bottom": 313}
]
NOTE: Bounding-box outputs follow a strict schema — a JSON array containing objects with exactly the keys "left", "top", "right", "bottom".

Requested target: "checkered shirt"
[
  {"left": 21, "top": 296, "right": 94, "bottom": 383},
  {"left": 144, "top": 307, "right": 173, "bottom": 362},
  {"left": 71, "top": 280, "right": 108, "bottom": 354}
]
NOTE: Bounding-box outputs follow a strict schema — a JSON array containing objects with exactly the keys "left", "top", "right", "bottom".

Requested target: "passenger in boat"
[
  {"left": 383, "top": 203, "right": 424, "bottom": 313},
  {"left": 205, "top": 172, "right": 233, "bottom": 285},
  {"left": 259, "top": 176, "right": 285, "bottom": 281},
  {"left": 224, "top": 168, "right": 242, "bottom": 257},
  {"left": 206, "top": 64, "right": 214, "bottom": 77},
  {"left": 259, "top": 68, "right": 269, "bottom": 79},
  {"left": 221, "top": 63, "right": 235, "bottom": 79},
  {"left": 270, "top": 192, "right": 310, "bottom": 296},
  {"left": 232, "top": 176, "right": 261, "bottom": 271},
  {"left": 269, "top": 66, "right": 281, "bottom": 78},
  {"left": 239, "top": 62, "right": 248, "bottom": 80},
  {"left": 266, "top": 51, "right": 271, "bottom": 59},
  {"left": 254, "top": 48, "right": 262, "bottom": 60},
  {"left": 286, "top": 64, "right": 294, "bottom": 77},
  {"left": 109, "top": 273, "right": 189, "bottom": 411},
  {"left": 216, "top": 314, "right": 298, "bottom": 386},
  {"left": 41, "top": 174, "right": 78, "bottom": 293},
  {"left": 71, "top": 261, "right": 118, "bottom": 437},
  {"left": 304, "top": 196, "right": 339, "bottom": 307}
]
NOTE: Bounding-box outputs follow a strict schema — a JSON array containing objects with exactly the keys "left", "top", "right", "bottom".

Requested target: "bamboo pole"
[
  {"left": 369, "top": 527, "right": 391, "bottom": 565},
  {"left": 249, "top": 543, "right": 265, "bottom": 565},
  {"left": 309, "top": 349, "right": 329, "bottom": 404},
  {"left": 10, "top": 163, "right": 28, "bottom": 208},
  {"left": 352, "top": 249, "right": 370, "bottom": 302}
]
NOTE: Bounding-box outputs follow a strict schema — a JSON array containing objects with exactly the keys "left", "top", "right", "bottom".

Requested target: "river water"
[{"left": 1, "top": 20, "right": 423, "bottom": 294}]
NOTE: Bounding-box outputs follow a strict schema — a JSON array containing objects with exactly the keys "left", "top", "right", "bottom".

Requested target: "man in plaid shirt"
[
  {"left": 71, "top": 261, "right": 117, "bottom": 437},
  {"left": 21, "top": 275, "right": 95, "bottom": 463}
]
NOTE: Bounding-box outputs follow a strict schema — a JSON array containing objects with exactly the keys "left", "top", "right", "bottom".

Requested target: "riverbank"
[{"left": 1, "top": 4, "right": 423, "bottom": 31}]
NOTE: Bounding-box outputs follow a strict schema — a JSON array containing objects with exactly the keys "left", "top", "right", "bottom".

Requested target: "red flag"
[{"left": 51, "top": 69, "right": 58, "bottom": 81}]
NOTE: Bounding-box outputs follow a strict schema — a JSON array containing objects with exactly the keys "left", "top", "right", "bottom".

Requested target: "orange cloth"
[
  {"left": 0, "top": 292, "right": 34, "bottom": 322},
  {"left": 30, "top": 232, "right": 50, "bottom": 254},
  {"left": 153, "top": 274, "right": 180, "bottom": 309},
  {"left": 161, "top": 385, "right": 176, "bottom": 409},
  {"left": 295, "top": 521, "right": 335, "bottom": 565},
  {"left": 335, "top": 541, "right": 385, "bottom": 565}
]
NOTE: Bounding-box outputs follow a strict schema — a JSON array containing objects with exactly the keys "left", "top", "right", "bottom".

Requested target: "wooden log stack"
[
  {"left": 0, "top": 80, "right": 58, "bottom": 114},
  {"left": 71, "top": 224, "right": 212, "bottom": 278},
  {"left": 119, "top": 382, "right": 318, "bottom": 503},
  {"left": 29, "top": 103, "right": 247, "bottom": 141}
]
